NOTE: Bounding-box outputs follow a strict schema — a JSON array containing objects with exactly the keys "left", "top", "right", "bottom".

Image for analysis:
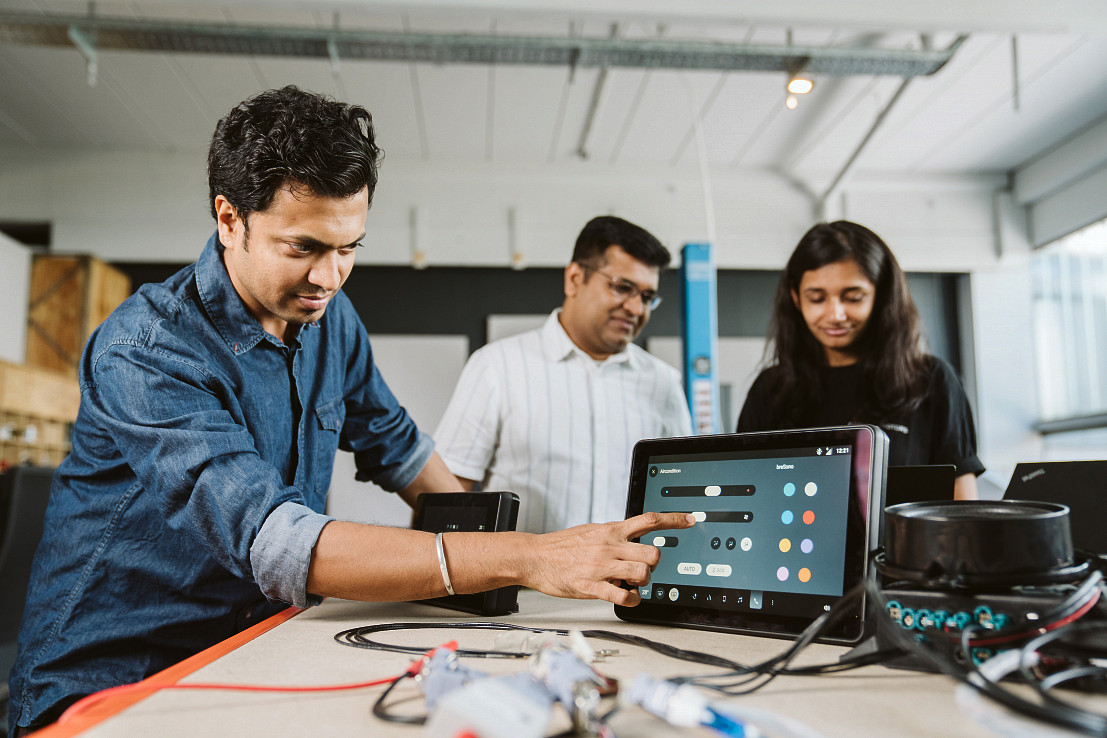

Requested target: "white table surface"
[{"left": 77, "top": 589, "right": 1027, "bottom": 737}]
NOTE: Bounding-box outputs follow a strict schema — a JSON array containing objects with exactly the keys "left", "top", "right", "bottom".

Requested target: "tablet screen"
[{"left": 615, "top": 426, "right": 887, "bottom": 644}]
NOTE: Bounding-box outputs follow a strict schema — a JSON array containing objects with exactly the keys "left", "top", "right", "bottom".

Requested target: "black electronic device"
[
  {"left": 1003, "top": 460, "right": 1107, "bottom": 555},
  {"left": 857, "top": 500, "right": 1107, "bottom": 676},
  {"left": 884, "top": 464, "right": 956, "bottom": 508},
  {"left": 411, "top": 491, "right": 520, "bottom": 616},
  {"left": 615, "top": 425, "right": 889, "bottom": 645}
]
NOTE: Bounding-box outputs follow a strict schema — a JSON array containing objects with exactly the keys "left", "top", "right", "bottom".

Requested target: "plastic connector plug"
[
  {"left": 625, "top": 674, "right": 761, "bottom": 737},
  {"left": 425, "top": 674, "right": 554, "bottom": 738},
  {"left": 417, "top": 647, "right": 487, "bottom": 711}
]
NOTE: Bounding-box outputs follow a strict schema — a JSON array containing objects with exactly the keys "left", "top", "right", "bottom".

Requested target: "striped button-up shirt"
[{"left": 435, "top": 310, "right": 692, "bottom": 533}]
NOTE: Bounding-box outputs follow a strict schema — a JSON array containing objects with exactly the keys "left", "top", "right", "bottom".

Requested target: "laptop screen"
[{"left": 1003, "top": 460, "right": 1107, "bottom": 554}]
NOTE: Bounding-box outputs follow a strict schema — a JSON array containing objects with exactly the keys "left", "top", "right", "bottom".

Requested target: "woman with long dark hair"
[{"left": 737, "top": 221, "right": 983, "bottom": 500}]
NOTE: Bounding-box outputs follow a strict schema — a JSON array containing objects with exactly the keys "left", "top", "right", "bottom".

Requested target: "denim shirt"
[{"left": 9, "top": 234, "right": 433, "bottom": 730}]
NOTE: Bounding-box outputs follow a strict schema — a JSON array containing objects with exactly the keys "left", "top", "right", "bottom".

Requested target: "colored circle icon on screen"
[
  {"left": 726, "top": 537, "right": 737, "bottom": 550},
  {"left": 798, "top": 568, "right": 812, "bottom": 583},
  {"left": 711, "top": 537, "right": 722, "bottom": 550},
  {"left": 803, "top": 510, "right": 815, "bottom": 524},
  {"left": 783, "top": 482, "right": 796, "bottom": 497},
  {"left": 779, "top": 538, "right": 791, "bottom": 553},
  {"left": 805, "top": 482, "right": 817, "bottom": 496},
  {"left": 801, "top": 538, "right": 814, "bottom": 554},
  {"left": 668, "top": 588, "right": 679, "bottom": 601},
  {"left": 777, "top": 567, "right": 789, "bottom": 581},
  {"left": 781, "top": 510, "right": 794, "bottom": 525},
  {"left": 740, "top": 537, "right": 753, "bottom": 551}
]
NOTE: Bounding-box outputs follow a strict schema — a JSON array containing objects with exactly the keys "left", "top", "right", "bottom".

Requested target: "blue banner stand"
[{"left": 680, "top": 243, "right": 722, "bottom": 435}]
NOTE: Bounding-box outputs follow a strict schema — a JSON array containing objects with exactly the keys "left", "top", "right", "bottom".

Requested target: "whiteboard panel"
[{"left": 326, "top": 334, "right": 470, "bottom": 527}]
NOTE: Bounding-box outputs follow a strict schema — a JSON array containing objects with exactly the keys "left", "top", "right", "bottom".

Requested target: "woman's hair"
[{"left": 763, "top": 220, "right": 930, "bottom": 427}]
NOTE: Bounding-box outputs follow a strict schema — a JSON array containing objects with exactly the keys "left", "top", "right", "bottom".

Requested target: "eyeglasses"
[{"left": 581, "top": 264, "right": 663, "bottom": 311}]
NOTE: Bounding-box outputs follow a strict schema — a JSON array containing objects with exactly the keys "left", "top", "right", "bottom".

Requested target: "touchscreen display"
[
  {"left": 637, "top": 444, "right": 853, "bottom": 620},
  {"left": 616, "top": 426, "right": 887, "bottom": 644}
]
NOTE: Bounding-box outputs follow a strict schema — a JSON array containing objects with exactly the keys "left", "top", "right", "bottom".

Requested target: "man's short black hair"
[
  {"left": 207, "top": 85, "right": 383, "bottom": 223},
  {"left": 571, "top": 215, "right": 671, "bottom": 269}
]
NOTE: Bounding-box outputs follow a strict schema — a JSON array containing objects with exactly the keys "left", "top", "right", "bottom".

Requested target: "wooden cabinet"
[
  {"left": 26, "top": 255, "right": 131, "bottom": 377},
  {"left": 0, "top": 360, "right": 80, "bottom": 470}
]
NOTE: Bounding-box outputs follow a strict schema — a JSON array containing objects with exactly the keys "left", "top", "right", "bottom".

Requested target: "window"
[{"left": 1031, "top": 217, "right": 1107, "bottom": 424}]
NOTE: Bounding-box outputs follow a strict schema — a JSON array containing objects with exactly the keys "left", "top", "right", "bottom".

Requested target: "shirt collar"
[
  {"left": 540, "top": 309, "right": 633, "bottom": 366},
  {"left": 195, "top": 232, "right": 302, "bottom": 357}
]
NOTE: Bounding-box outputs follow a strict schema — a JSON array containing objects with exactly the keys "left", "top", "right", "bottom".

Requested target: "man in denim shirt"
[{"left": 8, "top": 87, "right": 692, "bottom": 734}]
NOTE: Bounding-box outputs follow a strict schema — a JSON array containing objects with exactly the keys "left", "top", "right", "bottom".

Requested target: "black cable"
[
  {"left": 673, "top": 579, "right": 877, "bottom": 696},
  {"left": 340, "top": 598, "right": 897, "bottom": 731},
  {"left": 371, "top": 672, "right": 425, "bottom": 726},
  {"left": 771, "top": 647, "right": 903, "bottom": 675},
  {"left": 336, "top": 621, "right": 750, "bottom": 671},
  {"left": 336, "top": 621, "right": 555, "bottom": 658},
  {"left": 969, "top": 570, "right": 1107, "bottom": 648},
  {"left": 1018, "top": 620, "right": 1107, "bottom": 717},
  {"left": 345, "top": 580, "right": 902, "bottom": 721},
  {"left": 867, "top": 572, "right": 1107, "bottom": 736}
]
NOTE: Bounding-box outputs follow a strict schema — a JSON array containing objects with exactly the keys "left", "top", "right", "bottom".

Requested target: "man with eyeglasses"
[{"left": 435, "top": 216, "right": 693, "bottom": 533}]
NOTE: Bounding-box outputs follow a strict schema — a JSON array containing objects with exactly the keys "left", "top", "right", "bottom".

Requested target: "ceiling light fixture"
[
  {"left": 787, "top": 73, "right": 814, "bottom": 95},
  {"left": 784, "top": 64, "right": 813, "bottom": 109}
]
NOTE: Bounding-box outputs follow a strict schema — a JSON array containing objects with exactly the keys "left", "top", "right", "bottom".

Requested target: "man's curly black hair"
[{"left": 207, "top": 85, "right": 383, "bottom": 227}]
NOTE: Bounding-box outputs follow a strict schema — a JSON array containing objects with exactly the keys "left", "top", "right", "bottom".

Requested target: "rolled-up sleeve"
[{"left": 251, "top": 501, "right": 333, "bottom": 607}]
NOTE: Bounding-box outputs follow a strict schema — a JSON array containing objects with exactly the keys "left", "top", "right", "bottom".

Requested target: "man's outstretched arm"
[{"left": 306, "top": 512, "right": 696, "bottom": 607}]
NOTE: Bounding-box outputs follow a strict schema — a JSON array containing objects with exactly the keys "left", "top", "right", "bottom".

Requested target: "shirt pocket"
[{"left": 311, "top": 396, "right": 346, "bottom": 499}]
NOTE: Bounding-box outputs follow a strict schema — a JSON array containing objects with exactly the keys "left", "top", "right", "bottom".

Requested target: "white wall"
[
  {"left": 0, "top": 147, "right": 1008, "bottom": 272},
  {"left": 0, "top": 232, "right": 31, "bottom": 364}
]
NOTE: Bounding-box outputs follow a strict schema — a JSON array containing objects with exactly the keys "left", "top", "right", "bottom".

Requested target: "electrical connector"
[
  {"left": 424, "top": 674, "right": 554, "bottom": 738},
  {"left": 624, "top": 674, "right": 761, "bottom": 737}
]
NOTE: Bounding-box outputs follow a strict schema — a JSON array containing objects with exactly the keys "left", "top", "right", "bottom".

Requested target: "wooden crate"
[
  {"left": 0, "top": 360, "right": 80, "bottom": 470},
  {"left": 26, "top": 255, "right": 131, "bottom": 376}
]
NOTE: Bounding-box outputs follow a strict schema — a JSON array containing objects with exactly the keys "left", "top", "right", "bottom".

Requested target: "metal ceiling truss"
[{"left": 0, "top": 10, "right": 964, "bottom": 77}]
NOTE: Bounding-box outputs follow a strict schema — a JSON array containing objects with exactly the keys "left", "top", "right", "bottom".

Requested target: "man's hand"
[{"left": 519, "top": 512, "right": 696, "bottom": 607}]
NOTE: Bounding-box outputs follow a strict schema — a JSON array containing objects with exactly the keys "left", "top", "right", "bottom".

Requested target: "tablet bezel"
[{"left": 614, "top": 425, "right": 887, "bottom": 645}]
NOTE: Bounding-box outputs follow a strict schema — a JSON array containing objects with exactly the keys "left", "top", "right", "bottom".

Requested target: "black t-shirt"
[{"left": 737, "top": 357, "right": 985, "bottom": 475}]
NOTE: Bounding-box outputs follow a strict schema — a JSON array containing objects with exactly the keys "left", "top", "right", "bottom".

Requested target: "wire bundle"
[
  {"left": 340, "top": 570, "right": 1107, "bottom": 736},
  {"left": 871, "top": 569, "right": 1107, "bottom": 736}
]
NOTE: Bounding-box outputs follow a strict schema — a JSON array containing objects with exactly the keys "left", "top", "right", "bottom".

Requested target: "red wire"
[
  {"left": 58, "top": 658, "right": 425, "bottom": 725},
  {"left": 968, "top": 588, "right": 1102, "bottom": 647}
]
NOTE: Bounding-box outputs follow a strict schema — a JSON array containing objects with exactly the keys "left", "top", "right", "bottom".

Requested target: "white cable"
[{"left": 955, "top": 650, "right": 1074, "bottom": 738}]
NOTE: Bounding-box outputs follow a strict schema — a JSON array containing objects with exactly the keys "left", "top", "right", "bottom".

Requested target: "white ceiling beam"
[{"left": 1015, "top": 114, "right": 1107, "bottom": 205}]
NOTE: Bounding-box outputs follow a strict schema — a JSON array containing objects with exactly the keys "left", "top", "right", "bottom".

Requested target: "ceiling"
[{"left": 2, "top": 0, "right": 1107, "bottom": 197}]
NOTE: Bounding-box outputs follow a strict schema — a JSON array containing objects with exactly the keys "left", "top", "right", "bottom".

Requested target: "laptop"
[
  {"left": 884, "top": 464, "right": 957, "bottom": 508},
  {"left": 1003, "top": 460, "right": 1107, "bottom": 555}
]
